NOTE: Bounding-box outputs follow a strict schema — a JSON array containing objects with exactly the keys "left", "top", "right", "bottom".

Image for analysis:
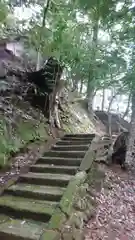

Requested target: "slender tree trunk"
[
  {"left": 87, "top": 17, "right": 99, "bottom": 113},
  {"left": 36, "top": 0, "right": 51, "bottom": 70},
  {"left": 107, "top": 88, "right": 120, "bottom": 112},
  {"left": 123, "top": 92, "right": 131, "bottom": 119},
  {"left": 125, "top": 91, "right": 135, "bottom": 166},
  {"left": 107, "top": 90, "right": 116, "bottom": 139},
  {"left": 107, "top": 97, "right": 113, "bottom": 112},
  {"left": 80, "top": 79, "right": 83, "bottom": 94},
  {"left": 87, "top": 90, "right": 94, "bottom": 113},
  {"left": 107, "top": 112, "right": 112, "bottom": 140},
  {"left": 101, "top": 88, "right": 105, "bottom": 111},
  {"left": 36, "top": 52, "right": 42, "bottom": 71}
]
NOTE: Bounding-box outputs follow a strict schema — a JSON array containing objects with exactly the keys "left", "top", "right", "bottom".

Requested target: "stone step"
[
  {"left": 0, "top": 195, "right": 57, "bottom": 223},
  {"left": 64, "top": 134, "right": 95, "bottom": 138},
  {"left": 56, "top": 139, "right": 92, "bottom": 145},
  {"left": 19, "top": 172, "right": 72, "bottom": 187},
  {"left": 0, "top": 215, "right": 45, "bottom": 240},
  {"left": 102, "top": 136, "right": 110, "bottom": 140},
  {"left": 62, "top": 136, "right": 94, "bottom": 141},
  {"left": 37, "top": 157, "right": 82, "bottom": 166},
  {"left": 0, "top": 133, "right": 97, "bottom": 239},
  {"left": 51, "top": 144, "right": 89, "bottom": 152},
  {"left": 43, "top": 150, "right": 86, "bottom": 158},
  {"left": 99, "top": 140, "right": 112, "bottom": 145},
  {"left": 30, "top": 164, "right": 78, "bottom": 175},
  {"left": 5, "top": 184, "right": 65, "bottom": 202}
]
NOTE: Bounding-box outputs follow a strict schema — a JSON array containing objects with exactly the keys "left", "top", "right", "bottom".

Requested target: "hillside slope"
[
  {"left": 0, "top": 90, "right": 105, "bottom": 168},
  {"left": 0, "top": 51, "right": 106, "bottom": 168}
]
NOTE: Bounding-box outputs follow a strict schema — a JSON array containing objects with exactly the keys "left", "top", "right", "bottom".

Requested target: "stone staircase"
[{"left": 0, "top": 133, "right": 95, "bottom": 240}]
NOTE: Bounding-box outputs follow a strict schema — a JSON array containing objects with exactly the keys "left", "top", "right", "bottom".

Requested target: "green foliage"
[
  {"left": 0, "top": 117, "right": 47, "bottom": 167},
  {"left": 0, "top": 1, "right": 8, "bottom": 23},
  {"left": 1, "top": 0, "right": 135, "bottom": 99}
]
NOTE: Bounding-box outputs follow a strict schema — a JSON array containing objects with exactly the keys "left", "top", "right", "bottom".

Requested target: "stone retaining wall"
[{"left": 40, "top": 162, "right": 105, "bottom": 240}]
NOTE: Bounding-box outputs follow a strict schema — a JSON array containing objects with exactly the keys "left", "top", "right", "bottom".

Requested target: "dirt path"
[{"left": 84, "top": 164, "right": 135, "bottom": 240}]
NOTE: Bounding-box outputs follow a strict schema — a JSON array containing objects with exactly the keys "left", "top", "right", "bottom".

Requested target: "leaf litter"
[{"left": 85, "top": 165, "right": 135, "bottom": 240}]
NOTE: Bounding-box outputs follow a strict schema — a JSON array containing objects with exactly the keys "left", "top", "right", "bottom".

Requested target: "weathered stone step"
[
  {"left": 56, "top": 139, "right": 92, "bottom": 145},
  {"left": 0, "top": 195, "right": 57, "bottom": 223},
  {"left": 0, "top": 215, "right": 45, "bottom": 240},
  {"left": 37, "top": 157, "right": 82, "bottom": 166},
  {"left": 98, "top": 140, "right": 112, "bottom": 146},
  {"left": 62, "top": 136, "right": 94, "bottom": 141},
  {"left": 0, "top": 132, "right": 98, "bottom": 239},
  {"left": 43, "top": 150, "right": 86, "bottom": 158},
  {"left": 19, "top": 172, "right": 72, "bottom": 187},
  {"left": 5, "top": 183, "right": 65, "bottom": 202},
  {"left": 51, "top": 144, "right": 89, "bottom": 152},
  {"left": 64, "top": 134, "right": 95, "bottom": 138},
  {"left": 31, "top": 164, "right": 78, "bottom": 175}
]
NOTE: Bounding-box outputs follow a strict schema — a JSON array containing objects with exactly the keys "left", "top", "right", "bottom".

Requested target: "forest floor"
[{"left": 84, "top": 164, "right": 135, "bottom": 240}]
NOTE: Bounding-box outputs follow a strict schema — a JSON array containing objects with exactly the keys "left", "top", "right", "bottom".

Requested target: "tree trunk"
[
  {"left": 36, "top": 52, "right": 42, "bottom": 71},
  {"left": 125, "top": 91, "right": 135, "bottom": 166},
  {"left": 107, "top": 90, "right": 116, "bottom": 140},
  {"left": 87, "top": 91, "right": 94, "bottom": 113},
  {"left": 101, "top": 88, "right": 105, "bottom": 111},
  {"left": 80, "top": 79, "right": 83, "bottom": 94},
  {"left": 87, "top": 17, "right": 99, "bottom": 113},
  {"left": 72, "top": 78, "right": 79, "bottom": 92},
  {"left": 108, "top": 95, "right": 115, "bottom": 113},
  {"left": 123, "top": 92, "right": 131, "bottom": 119},
  {"left": 36, "top": 0, "right": 51, "bottom": 70},
  {"left": 87, "top": 83, "right": 97, "bottom": 113}
]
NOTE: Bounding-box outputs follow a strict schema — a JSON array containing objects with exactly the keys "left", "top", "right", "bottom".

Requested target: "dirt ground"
[{"left": 84, "top": 164, "right": 135, "bottom": 240}]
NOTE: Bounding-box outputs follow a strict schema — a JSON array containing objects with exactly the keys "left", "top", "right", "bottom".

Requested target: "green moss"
[
  {"left": 86, "top": 163, "right": 98, "bottom": 185},
  {"left": 48, "top": 208, "right": 66, "bottom": 230},
  {"left": 0, "top": 117, "right": 48, "bottom": 168},
  {"left": 17, "top": 121, "right": 36, "bottom": 142},
  {"left": 36, "top": 123, "right": 48, "bottom": 140},
  {"left": 63, "top": 124, "right": 72, "bottom": 133},
  {"left": 59, "top": 171, "right": 87, "bottom": 215},
  {"left": 40, "top": 230, "right": 60, "bottom": 240},
  {"left": 0, "top": 195, "right": 56, "bottom": 215},
  {"left": 0, "top": 215, "right": 46, "bottom": 239}
]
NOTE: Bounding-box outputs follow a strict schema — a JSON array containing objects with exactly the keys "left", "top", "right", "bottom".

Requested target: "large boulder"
[{"left": 107, "top": 131, "right": 129, "bottom": 169}]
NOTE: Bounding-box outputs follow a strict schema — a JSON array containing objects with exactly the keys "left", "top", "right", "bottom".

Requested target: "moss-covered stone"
[
  {"left": 40, "top": 230, "right": 60, "bottom": 240},
  {"left": 62, "top": 231, "right": 73, "bottom": 240},
  {"left": 79, "top": 148, "right": 96, "bottom": 172},
  {"left": 48, "top": 207, "right": 67, "bottom": 230},
  {"left": 73, "top": 228, "right": 84, "bottom": 240},
  {"left": 70, "top": 212, "right": 84, "bottom": 229},
  {"left": 73, "top": 197, "right": 87, "bottom": 211},
  {"left": 0, "top": 195, "right": 56, "bottom": 215},
  {"left": 59, "top": 171, "right": 87, "bottom": 215},
  {"left": 0, "top": 216, "right": 45, "bottom": 240}
]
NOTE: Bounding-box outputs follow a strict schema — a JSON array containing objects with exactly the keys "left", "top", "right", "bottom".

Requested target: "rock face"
[{"left": 111, "top": 131, "right": 129, "bottom": 168}]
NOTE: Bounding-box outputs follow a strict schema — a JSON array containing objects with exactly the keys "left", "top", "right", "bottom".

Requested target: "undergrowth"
[{"left": 0, "top": 118, "right": 48, "bottom": 167}]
